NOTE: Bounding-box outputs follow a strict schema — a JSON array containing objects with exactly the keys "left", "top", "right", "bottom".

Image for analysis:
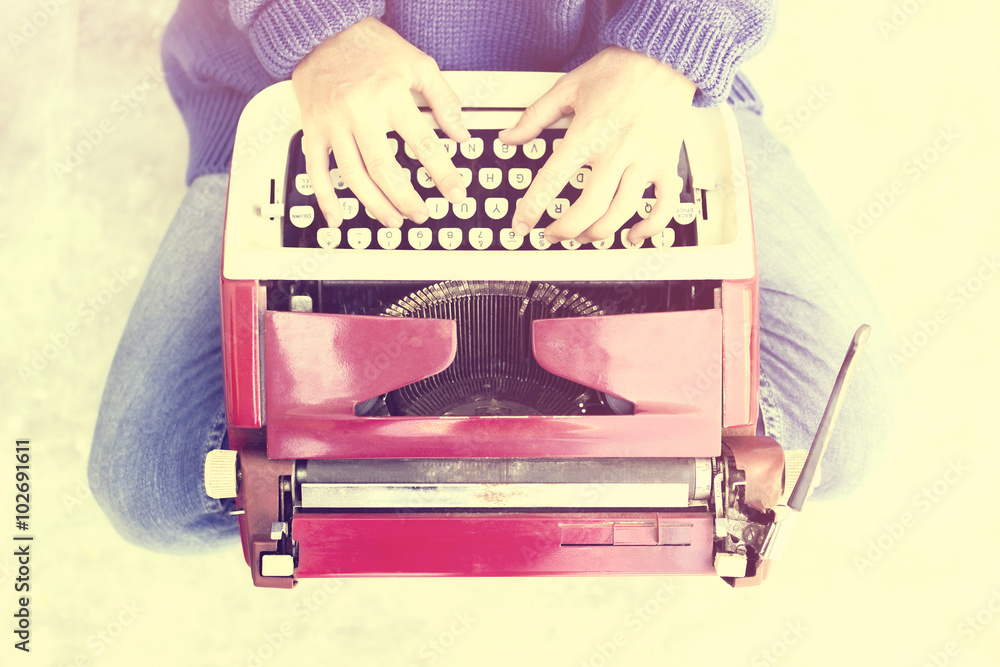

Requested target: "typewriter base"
[{"left": 228, "top": 431, "right": 783, "bottom": 588}]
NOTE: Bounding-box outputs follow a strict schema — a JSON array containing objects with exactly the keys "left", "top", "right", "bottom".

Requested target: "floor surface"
[{"left": 1, "top": 1, "right": 998, "bottom": 665}]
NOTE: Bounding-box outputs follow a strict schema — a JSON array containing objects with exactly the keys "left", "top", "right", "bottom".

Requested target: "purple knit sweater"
[{"left": 162, "top": 0, "right": 774, "bottom": 185}]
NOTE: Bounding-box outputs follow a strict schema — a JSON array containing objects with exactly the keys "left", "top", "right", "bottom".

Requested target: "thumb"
[{"left": 498, "top": 80, "right": 574, "bottom": 145}]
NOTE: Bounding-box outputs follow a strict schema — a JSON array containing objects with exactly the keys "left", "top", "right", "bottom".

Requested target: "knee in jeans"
[
  {"left": 87, "top": 430, "right": 235, "bottom": 553},
  {"left": 810, "top": 358, "right": 898, "bottom": 500},
  {"left": 813, "top": 435, "right": 886, "bottom": 500},
  {"left": 87, "top": 436, "right": 169, "bottom": 551}
]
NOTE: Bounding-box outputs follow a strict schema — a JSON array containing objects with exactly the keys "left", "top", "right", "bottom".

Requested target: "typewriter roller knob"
[{"left": 204, "top": 449, "right": 239, "bottom": 499}]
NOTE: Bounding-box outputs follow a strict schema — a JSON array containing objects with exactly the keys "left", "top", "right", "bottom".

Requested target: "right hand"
[{"left": 291, "top": 17, "right": 470, "bottom": 229}]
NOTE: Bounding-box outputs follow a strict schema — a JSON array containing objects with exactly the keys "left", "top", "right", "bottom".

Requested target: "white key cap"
[
  {"left": 493, "top": 138, "right": 515, "bottom": 160},
  {"left": 650, "top": 227, "right": 676, "bottom": 249},
  {"left": 438, "top": 228, "right": 462, "bottom": 250},
  {"left": 364, "top": 206, "right": 376, "bottom": 219},
  {"left": 591, "top": 237, "right": 613, "bottom": 250},
  {"left": 508, "top": 168, "right": 532, "bottom": 190},
  {"left": 348, "top": 227, "right": 372, "bottom": 249},
  {"left": 469, "top": 228, "right": 494, "bottom": 250},
  {"left": 530, "top": 229, "right": 551, "bottom": 250},
  {"left": 675, "top": 203, "right": 697, "bottom": 225},
  {"left": 546, "top": 198, "right": 570, "bottom": 219},
  {"left": 441, "top": 139, "right": 457, "bottom": 158},
  {"left": 570, "top": 167, "right": 590, "bottom": 189},
  {"left": 553, "top": 138, "right": 563, "bottom": 152},
  {"left": 316, "top": 227, "right": 341, "bottom": 249},
  {"left": 485, "top": 197, "right": 508, "bottom": 220},
  {"left": 404, "top": 143, "right": 416, "bottom": 159},
  {"left": 620, "top": 229, "right": 642, "bottom": 250},
  {"left": 416, "top": 167, "right": 435, "bottom": 188},
  {"left": 339, "top": 197, "right": 359, "bottom": 220},
  {"left": 560, "top": 238, "right": 581, "bottom": 250},
  {"left": 295, "top": 173, "right": 313, "bottom": 196},
  {"left": 523, "top": 138, "right": 545, "bottom": 159},
  {"left": 426, "top": 197, "right": 449, "bottom": 219},
  {"left": 453, "top": 197, "right": 476, "bottom": 220},
  {"left": 479, "top": 167, "right": 502, "bottom": 189},
  {"left": 637, "top": 198, "right": 656, "bottom": 219},
  {"left": 460, "top": 138, "right": 484, "bottom": 160},
  {"left": 387, "top": 138, "right": 398, "bottom": 155},
  {"left": 377, "top": 227, "right": 401, "bottom": 249},
  {"left": 289, "top": 205, "right": 315, "bottom": 228},
  {"left": 408, "top": 227, "right": 432, "bottom": 250},
  {"left": 457, "top": 168, "right": 473, "bottom": 188},
  {"left": 329, "top": 169, "right": 347, "bottom": 190},
  {"left": 499, "top": 228, "right": 524, "bottom": 250}
]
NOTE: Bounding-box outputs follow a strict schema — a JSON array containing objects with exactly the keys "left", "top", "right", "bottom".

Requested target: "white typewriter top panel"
[{"left": 223, "top": 73, "right": 754, "bottom": 282}]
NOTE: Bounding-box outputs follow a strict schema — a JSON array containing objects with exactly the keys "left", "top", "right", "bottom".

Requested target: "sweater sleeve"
[
  {"left": 601, "top": 0, "right": 774, "bottom": 107},
  {"left": 230, "top": 0, "right": 387, "bottom": 79}
]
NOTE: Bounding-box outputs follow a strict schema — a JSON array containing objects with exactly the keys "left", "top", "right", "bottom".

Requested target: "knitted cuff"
[
  {"left": 232, "top": 0, "right": 387, "bottom": 79},
  {"left": 601, "top": 0, "right": 774, "bottom": 107}
]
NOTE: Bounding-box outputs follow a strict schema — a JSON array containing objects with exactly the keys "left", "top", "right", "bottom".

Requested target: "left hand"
[{"left": 499, "top": 46, "right": 696, "bottom": 245}]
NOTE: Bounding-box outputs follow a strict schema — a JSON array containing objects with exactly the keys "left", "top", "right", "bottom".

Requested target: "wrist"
[{"left": 243, "top": 1, "right": 387, "bottom": 80}]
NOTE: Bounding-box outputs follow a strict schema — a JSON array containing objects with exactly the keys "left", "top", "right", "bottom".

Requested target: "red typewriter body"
[{"left": 213, "top": 74, "right": 789, "bottom": 588}]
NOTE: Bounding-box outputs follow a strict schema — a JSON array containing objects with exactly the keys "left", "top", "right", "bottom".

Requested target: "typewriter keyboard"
[{"left": 281, "top": 129, "right": 703, "bottom": 251}]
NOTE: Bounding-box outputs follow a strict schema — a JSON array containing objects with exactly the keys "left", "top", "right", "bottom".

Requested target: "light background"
[{"left": 2, "top": 1, "right": 998, "bottom": 665}]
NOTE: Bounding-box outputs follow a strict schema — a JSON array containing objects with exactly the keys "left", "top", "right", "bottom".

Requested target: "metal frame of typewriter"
[{"left": 215, "top": 73, "right": 791, "bottom": 588}]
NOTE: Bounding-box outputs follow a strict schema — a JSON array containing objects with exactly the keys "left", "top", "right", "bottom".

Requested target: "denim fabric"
[
  {"left": 737, "top": 110, "right": 897, "bottom": 500},
  {"left": 88, "top": 109, "right": 896, "bottom": 552},
  {"left": 88, "top": 174, "right": 239, "bottom": 553}
]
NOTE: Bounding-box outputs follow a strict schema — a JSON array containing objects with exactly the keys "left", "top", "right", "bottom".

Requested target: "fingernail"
[
  {"left": 388, "top": 215, "right": 404, "bottom": 228},
  {"left": 513, "top": 222, "right": 529, "bottom": 237},
  {"left": 446, "top": 187, "right": 465, "bottom": 204},
  {"left": 413, "top": 210, "right": 429, "bottom": 225}
]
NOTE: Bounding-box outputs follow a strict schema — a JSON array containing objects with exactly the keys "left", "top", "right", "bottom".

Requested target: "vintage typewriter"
[{"left": 207, "top": 72, "right": 848, "bottom": 589}]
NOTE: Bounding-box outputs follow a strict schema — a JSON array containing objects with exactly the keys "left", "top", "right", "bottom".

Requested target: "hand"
[
  {"left": 291, "top": 17, "right": 470, "bottom": 229},
  {"left": 499, "top": 46, "right": 696, "bottom": 245}
]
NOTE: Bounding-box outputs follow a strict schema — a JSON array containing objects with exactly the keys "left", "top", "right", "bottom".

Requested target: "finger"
[
  {"left": 329, "top": 131, "right": 404, "bottom": 228},
  {"left": 626, "top": 175, "right": 683, "bottom": 244},
  {"left": 412, "top": 62, "right": 470, "bottom": 142},
  {"left": 575, "top": 165, "right": 651, "bottom": 243},
  {"left": 498, "top": 78, "right": 573, "bottom": 145},
  {"left": 355, "top": 129, "right": 428, "bottom": 223},
  {"left": 394, "top": 105, "right": 465, "bottom": 204},
  {"left": 302, "top": 132, "right": 342, "bottom": 226},
  {"left": 511, "top": 125, "right": 592, "bottom": 235},
  {"left": 541, "top": 157, "right": 626, "bottom": 242}
]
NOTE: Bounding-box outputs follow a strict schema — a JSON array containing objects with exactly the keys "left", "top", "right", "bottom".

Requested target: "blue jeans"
[{"left": 88, "top": 108, "right": 897, "bottom": 553}]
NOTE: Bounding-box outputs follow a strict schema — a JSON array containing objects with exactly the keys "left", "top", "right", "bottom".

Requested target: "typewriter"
[{"left": 207, "top": 72, "right": 821, "bottom": 589}]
